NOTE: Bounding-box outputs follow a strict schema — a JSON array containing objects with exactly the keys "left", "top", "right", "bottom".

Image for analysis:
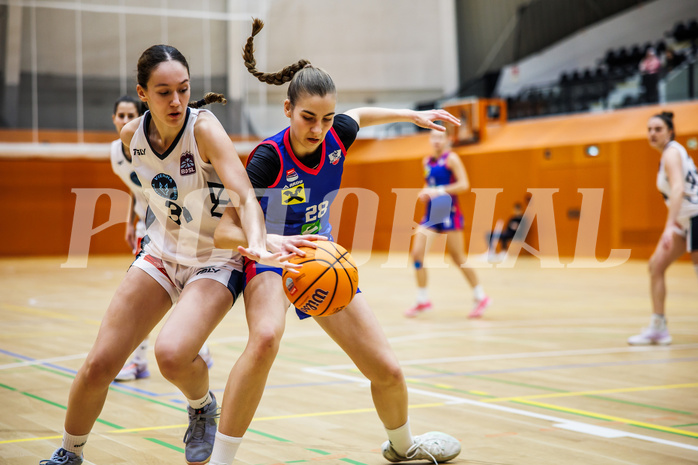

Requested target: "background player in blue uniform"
[
  {"left": 406, "top": 127, "right": 490, "bottom": 319},
  {"left": 209, "top": 18, "right": 463, "bottom": 465}
]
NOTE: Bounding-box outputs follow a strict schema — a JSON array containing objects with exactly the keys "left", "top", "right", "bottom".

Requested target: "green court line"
[
  {"left": 412, "top": 365, "right": 695, "bottom": 415},
  {"left": 248, "top": 428, "right": 292, "bottom": 443},
  {"left": 26, "top": 362, "right": 188, "bottom": 413},
  {"left": 306, "top": 449, "right": 331, "bottom": 455},
  {"left": 144, "top": 437, "right": 184, "bottom": 453},
  {"left": 340, "top": 459, "right": 368, "bottom": 465},
  {"left": 584, "top": 395, "right": 693, "bottom": 415},
  {"left": 0, "top": 383, "right": 124, "bottom": 430},
  {"left": 673, "top": 423, "right": 698, "bottom": 427}
]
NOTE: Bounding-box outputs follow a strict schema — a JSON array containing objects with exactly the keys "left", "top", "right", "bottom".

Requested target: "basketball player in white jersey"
[
  {"left": 41, "top": 45, "right": 299, "bottom": 465},
  {"left": 628, "top": 111, "right": 698, "bottom": 345},
  {"left": 109, "top": 95, "right": 214, "bottom": 382}
]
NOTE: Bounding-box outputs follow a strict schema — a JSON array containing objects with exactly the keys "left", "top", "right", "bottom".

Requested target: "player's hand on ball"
[
  {"left": 268, "top": 234, "right": 328, "bottom": 256},
  {"left": 237, "top": 246, "right": 301, "bottom": 273}
]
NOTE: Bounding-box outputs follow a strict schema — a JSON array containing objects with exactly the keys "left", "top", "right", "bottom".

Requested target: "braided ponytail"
[
  {"left": 189, "top": 92, "right": 227, "bottom": 109},
  {"left": 242, "top": 18, "right": 335, "bottom": 106}
]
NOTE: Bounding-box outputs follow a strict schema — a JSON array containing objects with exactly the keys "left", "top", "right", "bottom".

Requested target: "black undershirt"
[{"left": 246, "top": 113, "right": 359, "bottom": 195}]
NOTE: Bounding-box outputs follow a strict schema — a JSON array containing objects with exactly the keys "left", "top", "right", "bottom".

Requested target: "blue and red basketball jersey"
[
  {"left": 421, "top": 152, "right": 463, "bottom": 231},
  {"left": 248, "top": 126, "right": 347, "bottom": 239}
]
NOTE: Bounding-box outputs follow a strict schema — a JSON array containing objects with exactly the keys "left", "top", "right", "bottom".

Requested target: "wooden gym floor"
[{"left": 0, "top": 252, "right": 696, "bottom": 465}]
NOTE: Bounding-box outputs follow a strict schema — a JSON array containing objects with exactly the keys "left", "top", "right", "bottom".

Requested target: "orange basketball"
[{"left": 282, "top": 241, "right": 359, "bottom": 317}]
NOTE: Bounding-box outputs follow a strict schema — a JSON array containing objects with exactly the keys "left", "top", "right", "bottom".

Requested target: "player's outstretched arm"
[
  {"left": 214, "top": 206, "right": 327, "bottom": 264},
  {"left": 343, "top": 107, "right": 460, "bottom": 131}
]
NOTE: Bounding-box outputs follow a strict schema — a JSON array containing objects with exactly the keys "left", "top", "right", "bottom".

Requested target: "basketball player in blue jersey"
[
  {"left": 40, "top": 45, "right": 300, "bottom": 465},
  {"left": 108, "top": 95, "right": 214, "bottom": 382},
  {"left": 628, "top": 112, "right": 698, "bottom": 345},
  {"left": 208, "top": 18, "right": 462, "bottom": 465},
  {"left": 406, "top": 127, "right": 490, "bottom": 319}
]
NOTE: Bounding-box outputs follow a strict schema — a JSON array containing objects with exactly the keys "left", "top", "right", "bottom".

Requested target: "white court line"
[
  {"left": 306, "top": 343, "right": 698, "bottom": 371},
  {"left": 302, "top": 365, "right": 698, "bottom": 452},
  {"left": 0, "top": 353, "right": 88, "bottom": 370}
]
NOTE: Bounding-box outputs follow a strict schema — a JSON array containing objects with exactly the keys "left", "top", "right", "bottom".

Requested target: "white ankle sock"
[
  {"left": 188, "top": 391, "right": 212, "bottom": 410},
  {"left": 385, "top": 419, "right": 414, "bottom": 456},
  {"left": 62, "top": 431, "right": 89, "bottom": 456},
  {"left": 651, "top": 313, "right": 666, "bottom": 330},
  {"left": 209, "top": 431, "right": 243, "bottom": 465},
  {"left": 416, "top": 288, "right": 429, "bottom": 304},
  {"left": 473, "top": 285, "right": 486, "bottom": 301},
  {"left": 133, "top": 340, "right": 148, "bottom": 364}
]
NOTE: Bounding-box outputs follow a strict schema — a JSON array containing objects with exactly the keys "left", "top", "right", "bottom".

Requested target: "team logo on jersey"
[
  {"left": 301, "top": 220, "right": 320, "bottom": 235},
  {"left": 130, "top": 171, "right": 142, "bottom": 187},
  {"left": 180, "top": 152, "right": 196, "bottom": 175},
  {"left": 196, "top": 267, "right": 221, "bottom": 276},
  {"left": 286, "top": 169, "right": 299, "bottom": 183},
  {"left": 282, "top": 182, "right": 306, "bottom": 205},
  {"left": 151, "top": 173, "right": 178, "bottom": 200},
  {"left": 328, "top": 149, "right": 342, "bottom": 165},
  {"left": 133, "top": 148, "right": 146, "bottom": 157}
]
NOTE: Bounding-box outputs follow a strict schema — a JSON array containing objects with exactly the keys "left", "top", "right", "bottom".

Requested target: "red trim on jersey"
[
  {"left": 284, "top": 127, "right": 325, "bottom": 175},
  {"left": 247, "top": 139, "right": 284, "bottom": 188},
  {"left": 330, "top": 127, "right": 347, "bottom": 156},
  {"left": 143, "top": 254, "right": 176, "bottom": 287}
]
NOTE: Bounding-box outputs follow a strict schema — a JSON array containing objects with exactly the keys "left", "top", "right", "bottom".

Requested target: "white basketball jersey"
[
  {"left": 129, "top": 108, "right": 237, "bottom": 267},
  {"left": 110, "top": 139, "right": 148, "bottom": 239},
  {"left": 657, "top": 140, "right": 698, "bottom": 223}
]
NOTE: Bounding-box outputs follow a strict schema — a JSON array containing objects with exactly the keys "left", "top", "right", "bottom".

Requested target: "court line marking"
[
  {"left": 483, "top": 382, "right": 698, "bottom": 403},
  {"left": 0, "top": 352, "right": 89, "bottom": 370},
  {"left": 302, "top": 366, "right": 698, "bottom": 452},
  {"left": 311, "top": 343, "right": 698, "bottom": 370}
]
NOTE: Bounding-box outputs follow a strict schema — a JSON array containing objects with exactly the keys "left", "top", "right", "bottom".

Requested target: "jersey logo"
[
  {"left": 301, "top": 220, "right": 320, "bottom": 235},
  {"left": 133, "top": 148, "right": 146, "bottom": 157},
  {"left": 151, "top": 173, "right": 178, "bottom": 200},
  {"left": 180, "top": 152, "right": 196, "bottom": 175},
  {"left": 328, "top": 149, "right": 342, "bottom": 165},
  {"left": 282, "top": 183, "right": 306, "bottom": 205},
  {"left": 286, "top": 169, "right": 299, "bottom": 182},
  {"left": 130, "top": 171, "right": 142, "bottom": 187}
]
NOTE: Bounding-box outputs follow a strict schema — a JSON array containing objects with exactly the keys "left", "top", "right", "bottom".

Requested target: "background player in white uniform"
[
  {"left": 41, "top": 45, "right": 296, "bottom": 465},
  {"left": 108, "top": 95, "right": 213, "bottom": 382},
  {"left": 628, "top": 111, "right": 698, "bottom": 346},
  {"left": 206, "top": 19, "right": 463, "bottom": 465}
]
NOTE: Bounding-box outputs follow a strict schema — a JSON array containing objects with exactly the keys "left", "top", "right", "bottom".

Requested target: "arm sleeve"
[
  {"left": 333, "top": 113, "right": 360, "bottom": 151},
  {"left": 245, "top": 144, "right": 281, "bottom": 199}
]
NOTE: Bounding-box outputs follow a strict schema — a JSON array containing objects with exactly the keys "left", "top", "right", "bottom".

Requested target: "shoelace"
[
  {"left": 39, "top": 449, "right": 77, "bottom": 465},
  {"left": 404, "top": 438, "right": 443, "bottom": 465},
  {"left": 183, "top": 406, "right": 220, "bottom": 444}
]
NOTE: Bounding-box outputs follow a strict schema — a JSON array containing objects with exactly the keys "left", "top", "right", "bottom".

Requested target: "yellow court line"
[
  {"left": 0, "top": 303, "right": 101, "bottom": 326},
  {"left": 513, "top": 399, "right": 698, "bottom": 438},
  {"left": 0, "top": 435, "right": 61, "bottom": 444},
  {"left": 0, "top": 403, "right": 447, "bottom": 444},
  {"left": 482, "top": 382, "right": 698, "bottom": 403}
]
